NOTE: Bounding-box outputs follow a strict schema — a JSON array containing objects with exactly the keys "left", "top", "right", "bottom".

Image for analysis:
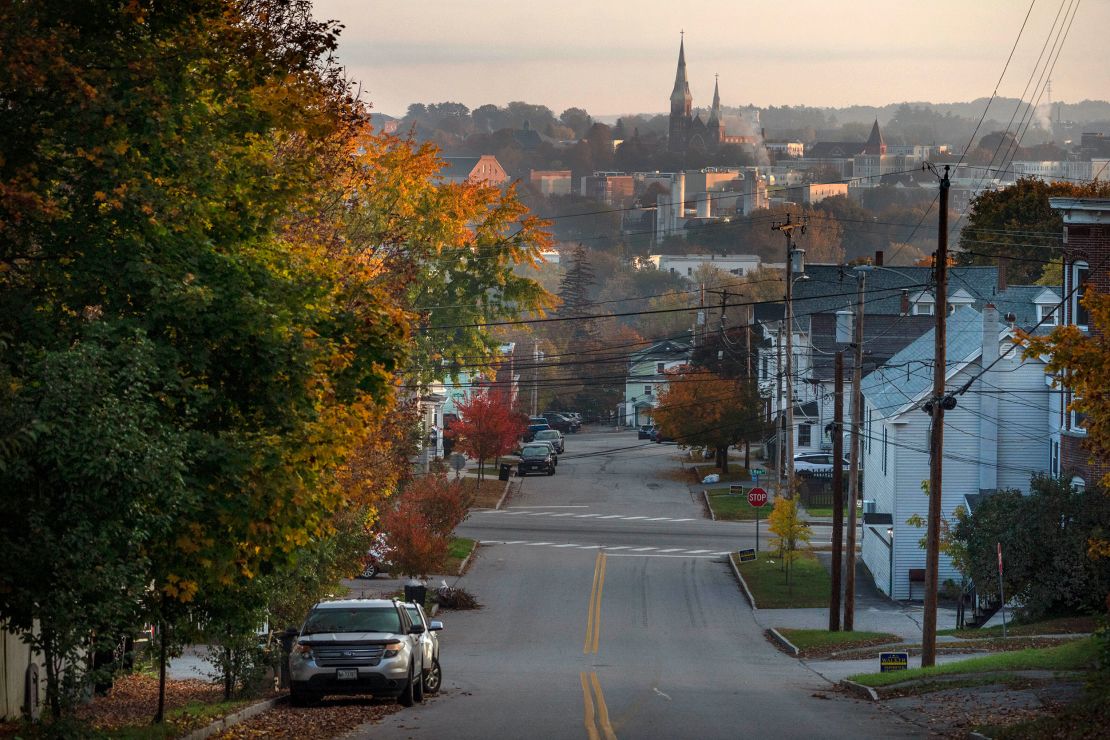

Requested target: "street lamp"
[{"left": 887, "top": 526, "right": 895, "bottom": 599}]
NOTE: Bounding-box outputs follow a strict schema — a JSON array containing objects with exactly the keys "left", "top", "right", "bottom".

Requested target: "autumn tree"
[
  {"left": 450, "top": 390, "right": 525, "bottom": 481},
  {"left": 381, "top": 472, "right": 472, "bottom": 578},
  {"left": 957, "top": 178, "right": 1110, "bottom": 284},
  {"left": 652, "top": 369, "right": 763, "bottom": 473},
  {"left": 768, "top": 496, "right": 813, "bottom": 588}
]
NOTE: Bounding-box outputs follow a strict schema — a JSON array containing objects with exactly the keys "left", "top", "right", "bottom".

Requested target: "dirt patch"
[
  {"left": 214, "top": 695, "right": 404, "bottom": 739},
  {"left": 463, "top": 477, "right": 509, "bottom": 508}
]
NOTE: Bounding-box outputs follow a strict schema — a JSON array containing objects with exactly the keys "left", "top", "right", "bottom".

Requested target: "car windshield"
[
  {"left": 404, "top": 606, "right": 422, "bottom": 626},
  {"left": 301, "top": 606, "right": 401, "bottom": 635},
  {"left": 521, "top": 446, "right": 548, "bottom": 458},
  {"left": 535, "top": 430, "right": 558, "bottom": 440}
]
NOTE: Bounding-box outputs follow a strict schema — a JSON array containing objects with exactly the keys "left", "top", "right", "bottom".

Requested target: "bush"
[{"left": 434, "top": 586, "right": 481, "bottom": 610}]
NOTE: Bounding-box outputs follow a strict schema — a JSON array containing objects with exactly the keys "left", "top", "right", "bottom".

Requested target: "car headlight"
[
  {"left": 292, "top": 643, "right": 313, "bottom": 658},
  {"left": 383, "top": 641, "right": 405, "bottom": 658}
]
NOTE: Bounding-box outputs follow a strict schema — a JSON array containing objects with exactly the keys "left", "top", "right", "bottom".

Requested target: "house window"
[
  {"left": 644, "top": 385, "right": 652, "bottom": 396},
  {"left": 1037, "top": 303, "right": 1058, "bottom": 325},
  {"left": 866, "top": 409, "right": 873, "bottom": 452},
  {"left": 761, "top": 356, "right": 769, "bottom": 380},
  {"left": 657, "top": 362, "right": 666, "bottom": 374},
  {"left": 1071, "top": 476, "right": 1086, "bottom": 493},
  {"left": 798, "top": 424, "right": 811, "bottom": 447},
  {"left": 912, "top": 300, "right": 935, "bottom": 316},
  {"left": 1073, "top": 262, "right": 1090, "bottom": 328},
  {"left": 1071, "top": 408, "right": 1088, "bottom": 435},
  {"left": 1051, "top": 440, "right": 1060, "bottom": 477},
  {"left": 687, "top": 267, "right": 693, "bottom": 276}
]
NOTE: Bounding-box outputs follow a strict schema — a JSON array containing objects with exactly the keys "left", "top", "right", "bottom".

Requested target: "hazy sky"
[{"left": 313, "top": 0, "right": 1109, "bottom": 118}]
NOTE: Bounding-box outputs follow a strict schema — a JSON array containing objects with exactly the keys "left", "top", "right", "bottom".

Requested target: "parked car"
[
  {"left": 541, "top": 412, "right": 579, "bottom": 434},
  {"left": 793, "top": 453, "right": 851, "bottom": 474},
  {"left": 528, "top": 415, "right": 548, "bottom": 426},
  {"left": 533, "top": 428, "right": 565, "bottom": 454},
  {"left": 289, "top": 598, "right": 426, "bottom": 707},
  {"left": 517, "top": 444, "right": 556, "bottom": 476},
  {"left": 653, "top": 428, "right": 675, "bottom": 443},
  {"left": 528, "top": 439, "right": 559, "bottom": 464},
  {"left": 358, "top": 533, "right": 394, "bottom": 579},
  {"left": 402, "top": 601, "right": 444, "bottom": 695},
  {"left": 524, "top": 422, "right": 551, "bottom": 442},
  {"left": 637, "top": 425, "right": 655, "bottom": 440}
]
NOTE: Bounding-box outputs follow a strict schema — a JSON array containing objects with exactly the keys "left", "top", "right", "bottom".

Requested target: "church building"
[{"left": 667, "top": 37, "right": 759, "bottom": 155}]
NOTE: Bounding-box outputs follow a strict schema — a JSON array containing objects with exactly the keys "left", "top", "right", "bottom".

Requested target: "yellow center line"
[
  {"left": 580, "top": 672, "right": 601, "bottom": 740},
  {"left": 589, "top": 671, "right": 618, "bottom": 740},
  {"left": 584, "top": 551, "right": 607, "bottom": 653}
]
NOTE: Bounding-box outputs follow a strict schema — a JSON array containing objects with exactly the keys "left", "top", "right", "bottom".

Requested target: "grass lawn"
[
  {"left": 693, "top": 464, "right": 750, "bottom": 483},
  {"left": 443, "top": 537, "right": 477, "bottom": 574},
  {"left": 938, "top": 615, "right": 1098, "bottom": 639},
  {"left": 778, "top": 628, "right": 900, "bottom": 657},
  {"left": 848, "top": 637, "right": 1098, "bottom": 687},
  {"left": 802, "top": 503, "right": 849, "bottom": 518},
  {"left": 733, "top": 551, "right": 830, "bottom": 608},
  {"left": 461, "top": 476, "right": 508, "bottom": 508},
  {"left": 706, "top": 488, "right": 769, "bottom": 521}
]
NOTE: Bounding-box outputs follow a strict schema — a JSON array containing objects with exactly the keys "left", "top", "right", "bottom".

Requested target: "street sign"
[
  {"left": 750, "top": 468, "right": 766, "bottom": 476},
  {"left": 879, "top": 652, "right": 909, "bottom": 672},
  {"left": 738, "top": 548, "right": 756, "bottom": 563},
  {"left": 747, "top": 487, "right": 768, "bottom": 507},
  {"left": 729, "top": 483, "right": 745, "bottom": 496}
]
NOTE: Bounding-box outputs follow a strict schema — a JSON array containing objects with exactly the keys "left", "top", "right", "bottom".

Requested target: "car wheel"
[
  {"left": 358, "top": 562, "right": 377, "bottom": 579},
  {"left": 547, "top": 467, "right": 555, "bottom": 476},
  {"left": 398, "top": 664, "right": 415, "bottom": 707},
  {"left": 423, "top": 658, "right": 442, "bottom": 695}
]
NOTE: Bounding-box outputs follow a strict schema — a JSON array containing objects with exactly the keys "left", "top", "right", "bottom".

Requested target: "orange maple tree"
[{"left": 381, "top": 472, "right": 471, "bottom": 578}]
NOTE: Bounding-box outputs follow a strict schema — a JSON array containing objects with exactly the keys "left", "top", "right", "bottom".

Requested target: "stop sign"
[{"left": 747, "top": 487, "right": 768, "bottom": 507}]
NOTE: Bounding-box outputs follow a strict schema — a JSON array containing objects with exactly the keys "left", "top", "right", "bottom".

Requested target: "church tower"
[
  {"left": 668, "top": 36, "right": 693, "bottom": 154},
  {"left": 707, "top": 74, "right": 722, "bottom": 152}
]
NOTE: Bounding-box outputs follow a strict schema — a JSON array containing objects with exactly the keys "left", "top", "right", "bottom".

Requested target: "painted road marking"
[
  {"left": 475, "top": 510, "right": 704, "bottom": 524},
  {"left": 584, "top": 552, "right": 606, "bottom": 654},
  {"left": 479, "top": 541, "right": 730, "bottom": 557}
]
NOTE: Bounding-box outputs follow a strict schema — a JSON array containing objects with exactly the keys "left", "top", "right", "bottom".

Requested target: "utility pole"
[
  {"left": 829, "top": 350, "right": 844, "bottom": 631},
  {"left": 772, "top": 214, "right": 807, "bottom": 496},
  {"left": 922, "top": 165, "right": 952, "bottom": 668},
  {"left": 531, "top": 339, "right": 540, "bottom": 417},
  {"left": 844, "top": 267, "right": 867, "bottom": 631}
]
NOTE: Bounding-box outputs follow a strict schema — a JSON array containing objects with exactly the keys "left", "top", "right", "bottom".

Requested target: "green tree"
[
  {"left": 957, "top": 178, "right": 1110, "bottom": 284},
  {"left": 768, "top": 496, "right": 813, "bottom": 587}
]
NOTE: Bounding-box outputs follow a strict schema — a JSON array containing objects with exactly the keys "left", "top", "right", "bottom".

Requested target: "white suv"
[{"left": 289, "top": 598, "right": 426, "bottom": 706}]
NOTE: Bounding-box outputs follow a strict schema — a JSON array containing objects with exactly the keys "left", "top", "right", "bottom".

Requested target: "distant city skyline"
[{"left": 312, "top": 0, "right": 1108, "bottom": 120}]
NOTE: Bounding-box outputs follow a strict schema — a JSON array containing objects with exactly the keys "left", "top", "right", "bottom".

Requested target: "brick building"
[{"left": 1049, "top": 197, "right": 1110, "bottom": 489}]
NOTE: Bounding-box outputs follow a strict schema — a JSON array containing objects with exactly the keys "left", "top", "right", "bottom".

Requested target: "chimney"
[
  {"left": 997, "top": 257, "right": 1008, "bottom": 293},
  {"left": 978, "top": 304, "right": 1000, "bottom": 493},
  {"left": 900, "top": 289, "right": 910, "bottom": 316},
  {"left": 874, "top": 250, "right": 884, "bottom": 266}
]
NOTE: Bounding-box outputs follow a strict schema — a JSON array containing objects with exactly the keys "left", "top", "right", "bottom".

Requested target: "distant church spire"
[
  {"left": 865, "top": 119, "right": 886, "bottom": 155},
  {"left": 668, "top": 33, "right": 693, "bottom": 154},
  {"left": 709, "top": 74, "right": 721, "bottom": 123}
]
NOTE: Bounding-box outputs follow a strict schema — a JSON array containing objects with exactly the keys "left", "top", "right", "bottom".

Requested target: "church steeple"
[
  {"left": 670, "top": 35, "right": 693, "bottom": 110},
  {"left": 668, "top": 33, "right": 693, "bottom": 154},
  {"left": 865, "top": 119, "right": 886, "bottom": 155},
  {"left": 709, "top": 74, "right": 721, "bottom": 124}
]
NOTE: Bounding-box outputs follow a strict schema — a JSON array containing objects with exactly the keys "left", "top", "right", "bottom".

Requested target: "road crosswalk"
[
  {"left": 474, "top": 509, "right": 697, "bottom": 523},
  {"left": 477, "top": 539, "right": 731, "bottom": 558}
]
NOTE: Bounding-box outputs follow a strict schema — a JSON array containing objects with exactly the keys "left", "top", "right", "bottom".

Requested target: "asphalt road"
[{"left": 351, "top": 429, "right": 921, "bottom": 739}]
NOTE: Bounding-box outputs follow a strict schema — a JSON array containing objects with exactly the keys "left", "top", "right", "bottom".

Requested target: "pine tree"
[{"left": 557, "top": 244, "right": 598, "bottom": 344}]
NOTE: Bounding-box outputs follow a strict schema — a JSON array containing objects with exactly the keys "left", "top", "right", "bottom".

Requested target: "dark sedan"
[{"left": 517, "top": 444, "right": 556, "bottom": 476}]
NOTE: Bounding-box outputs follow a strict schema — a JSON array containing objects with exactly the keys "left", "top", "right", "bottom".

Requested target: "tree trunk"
[
  {"left": 155, "top": 622, "right": 168, "bottom": 724},
  {"left": 744, "top": 441, "right": 750, "bottom": 470},
  {"left": 42, "top": 632, "right": 61, "bottom": 720},
  {"left": 720, "top": 447, "right": 729, "bottom": 475},
  {"left": 477, "top": 457, "right": 485, "bottom": 482},
  {"left": 223, "top": 646, "right": 233, "bottom": 700}
]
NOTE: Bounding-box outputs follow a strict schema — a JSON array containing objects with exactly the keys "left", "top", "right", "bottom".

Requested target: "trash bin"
[
  {"left": 403, "top": 583, "right": 427, "bottom": 605},
  {"left": 499, "top": 462, "right": 512, "bottom": 481}
]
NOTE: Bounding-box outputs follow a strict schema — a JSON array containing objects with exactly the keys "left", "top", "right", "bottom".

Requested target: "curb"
[
  {"left": 703, "top": 489, "right": 716, "bottom": 521},
  {"left": 495, "top": 479, "right": 513, "bottom": 510},
  {"left": 839, "top": 679, "right": 880, "bottom": 702},
  {"left": 458, "top": 540, "right": 479, "bottom": 576},
  {"left": 182, "top": 695, "right": 285, "bottom": 740},
  {"left": 728, "top": 554, "right": 758, "bottom": 611},
  {"left": 767, "top": 628, "right": 799, "bottom": 657}
]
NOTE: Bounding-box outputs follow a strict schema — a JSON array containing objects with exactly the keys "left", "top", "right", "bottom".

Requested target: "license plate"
[{"left": 336, "top": 668, "right": 357, "bottom": 680}]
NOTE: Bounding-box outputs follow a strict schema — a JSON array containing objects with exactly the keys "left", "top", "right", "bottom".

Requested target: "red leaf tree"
[
  {"left": 381, "top": 472, "right": 472, "bottom": 578},
  {"left": 449, "top": 390, "right": 525, "bottom": 480}
]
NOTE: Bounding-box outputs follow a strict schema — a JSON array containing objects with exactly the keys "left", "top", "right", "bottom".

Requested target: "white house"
[
  {"left": 647, "top": 253, "right": 761, "bottom": 280},
  {"left": 859, "top": 306, "right": 1050, "bottom": 600},
  {"left": 619, "top": 339, "right": 691, "bottom": 427}
]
